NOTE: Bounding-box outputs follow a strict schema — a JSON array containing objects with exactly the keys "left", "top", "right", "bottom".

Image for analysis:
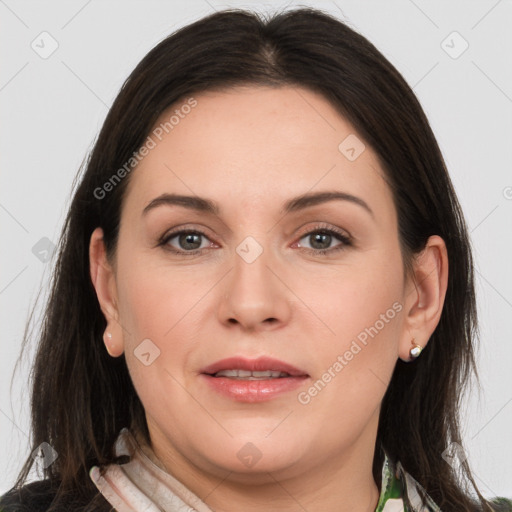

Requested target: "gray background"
[{"left": 1, "top": 0, "right": 511, "bottom": 498}]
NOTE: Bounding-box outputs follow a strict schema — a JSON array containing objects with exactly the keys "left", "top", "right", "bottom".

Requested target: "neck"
[{"left": 136, "top": 413, "right": 382, "bottom": 512}]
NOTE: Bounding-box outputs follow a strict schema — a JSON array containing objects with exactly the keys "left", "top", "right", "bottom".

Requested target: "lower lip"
[{"left": 200, "top": 374, "right": 309, "bottom": 402}]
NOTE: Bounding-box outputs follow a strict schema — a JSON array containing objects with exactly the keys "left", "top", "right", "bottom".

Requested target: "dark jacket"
[{"left": 0, "top": 481, "right": 111, "bottom": 512}]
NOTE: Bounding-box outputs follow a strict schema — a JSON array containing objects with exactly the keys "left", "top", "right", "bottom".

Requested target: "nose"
[{"left": 217, "top": 241, "right": 293, "bottom": 332}]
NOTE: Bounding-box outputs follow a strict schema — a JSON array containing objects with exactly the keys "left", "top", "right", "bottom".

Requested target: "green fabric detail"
[
  {"left": 490, "top": 497, "right": 512, "bottom": 509},
  {"left": 374, "top": 451, "right": 511, "bottom": 511},
  {"left": 375, "top": 451, "right": 403, "bottom": 511}
]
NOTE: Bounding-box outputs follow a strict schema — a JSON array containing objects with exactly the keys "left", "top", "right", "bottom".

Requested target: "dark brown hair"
[{"left": 3, "top": 6, "right": 507, "bottom": 511}]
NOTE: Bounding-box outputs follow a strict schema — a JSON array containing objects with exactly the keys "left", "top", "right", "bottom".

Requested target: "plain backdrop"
[{"left": 1, "top": 0, "right": 511, "bottom": 499}]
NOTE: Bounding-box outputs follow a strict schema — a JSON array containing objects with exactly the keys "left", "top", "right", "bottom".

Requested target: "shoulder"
[
  {"left": 0, "top": 480, "right": 57, "bottom": 512},
  {"left": 0, "top": 480, "right": 111, "bottom": 512}
]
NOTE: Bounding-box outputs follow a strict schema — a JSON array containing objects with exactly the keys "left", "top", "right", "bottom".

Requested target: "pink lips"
[{"left": 200, "top": 356, "right": 309, "bottom": 403}]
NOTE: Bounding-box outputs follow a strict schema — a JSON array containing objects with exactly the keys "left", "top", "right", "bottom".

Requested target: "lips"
[
  {"left": 200, "top": 356, "right": 309, "bottom": 402},
  {"left": 200, "top": 356, "right": 309, "bottom": 378}
]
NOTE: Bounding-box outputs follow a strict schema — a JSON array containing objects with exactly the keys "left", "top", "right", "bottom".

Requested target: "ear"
[
  {"left": 398, "top": 235, "right": 449, "bottom": 362},
  {"left": 89, "top": 227, "right": 124, "bottom": 357}
]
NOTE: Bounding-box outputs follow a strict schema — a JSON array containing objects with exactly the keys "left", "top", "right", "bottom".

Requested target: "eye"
[
  {"left": 295, "top": 225, "right": 352, "bottom": 255},
  {"left": 159, "top": 229, "right": 213, "bottom": 254}
]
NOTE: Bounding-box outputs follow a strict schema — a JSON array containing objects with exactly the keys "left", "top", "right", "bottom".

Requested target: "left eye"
[{"left": 297, "top": 230, "right": 347, "bottom": 251}]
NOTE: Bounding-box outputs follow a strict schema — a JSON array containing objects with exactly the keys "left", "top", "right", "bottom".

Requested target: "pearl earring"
[{"left": 409, "top": 338, "right": 423, "bottom": 360}]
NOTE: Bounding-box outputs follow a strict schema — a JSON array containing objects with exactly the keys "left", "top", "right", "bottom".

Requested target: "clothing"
[{"left": 88, "top": 427, "right": 437, "bottom": 512}]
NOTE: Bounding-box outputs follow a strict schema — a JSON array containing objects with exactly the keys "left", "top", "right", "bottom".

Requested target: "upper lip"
[{"left": 201, "top": 356, "right": 309, "bottom": 377}]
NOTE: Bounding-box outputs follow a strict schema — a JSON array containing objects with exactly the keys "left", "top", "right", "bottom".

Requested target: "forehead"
[{"left": 122, "top": 85, "right": 392, "bottom": 219}]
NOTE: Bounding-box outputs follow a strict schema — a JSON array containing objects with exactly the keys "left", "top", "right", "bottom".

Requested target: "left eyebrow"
[
  {"left": 281, "top": 191, "right": 374, "bottom": 218},
  {"left": 141, "top": 190, "right": 374, "bottom": 219}
]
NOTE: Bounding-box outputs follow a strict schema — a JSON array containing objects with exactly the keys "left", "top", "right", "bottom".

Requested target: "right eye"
[{"left": 159, "top": 229, "right": 214, "bottom": 255}]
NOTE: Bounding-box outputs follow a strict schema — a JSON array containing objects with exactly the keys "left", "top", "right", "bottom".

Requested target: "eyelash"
[{"left": 158, "top": 223, "right": 352, "bottom": 257}]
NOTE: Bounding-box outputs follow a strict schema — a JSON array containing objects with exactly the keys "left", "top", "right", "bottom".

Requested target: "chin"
[{"left": 196, "top": 435, "right": 308, "bottom": 479}]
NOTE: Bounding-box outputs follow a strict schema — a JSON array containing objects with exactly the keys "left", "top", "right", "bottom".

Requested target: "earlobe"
[
  {"left": 398, "top": 235, "right": 449, "bottom": 362},
  {"left": 103, "top": 330, "right": 123, "bottom": 357},
  {"left": 89, "top": 227, "right": 124, "bottom": 357}
]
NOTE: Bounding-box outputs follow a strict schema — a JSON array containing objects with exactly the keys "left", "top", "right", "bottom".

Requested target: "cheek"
[
  {"left": 114, "top": 272, "right": 189, "bottom": 409},
  {"left": 117, "top": 259, "right": 196, "bottom": 339},
  {"left": 116, "top": 264, "right": 199, "bottom": 414},
  {"left": 295, "top": 284, "right": 402, "bottom": 451},
  {"left": 297, "top": 245, "right": 403, "bottom": 404},
  {"left": 299, "top": 245, "right": 403, "bottom": 347}
]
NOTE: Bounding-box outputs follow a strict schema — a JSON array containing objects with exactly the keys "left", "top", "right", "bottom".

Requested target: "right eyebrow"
[{"left": 142, "top": 193, "right": 220, "bottom": 217}]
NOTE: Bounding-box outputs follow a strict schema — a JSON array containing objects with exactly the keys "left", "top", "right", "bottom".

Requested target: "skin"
[{"left": 90, "top": 85, "right": 448, "bottom": 512}]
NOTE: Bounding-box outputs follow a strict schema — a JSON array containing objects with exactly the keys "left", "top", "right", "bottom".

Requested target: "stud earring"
[
  {"left": 409, "top": 338, "right": 423, "bottom": 360},
  {"left": 106, "top": 332, "right": 112, "bottom": 339}
]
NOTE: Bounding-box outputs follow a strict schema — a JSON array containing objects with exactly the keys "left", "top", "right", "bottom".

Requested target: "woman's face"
[{"left": 92, "top": 85, "right": 437, "bottom": 484}]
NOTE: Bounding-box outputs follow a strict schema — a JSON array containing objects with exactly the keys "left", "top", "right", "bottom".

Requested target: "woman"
[{"left": 1, "top": 6, "right": 510, "bottom": 512}]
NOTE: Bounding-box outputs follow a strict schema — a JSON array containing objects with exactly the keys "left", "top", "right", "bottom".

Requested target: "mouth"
[
  {"left": 200, "top": 356, "right": 309, "bottom": 402},
  {"left": 200, "top": 355, "right": 309, "bottom": 378},
  {"left": 208, "top": 369, "right": 294, "bottom": 380}
]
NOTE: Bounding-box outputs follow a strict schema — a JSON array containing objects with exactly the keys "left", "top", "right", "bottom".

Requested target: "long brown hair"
[{"left": 4, "top": 7, "right": 506, "bottom": 511}]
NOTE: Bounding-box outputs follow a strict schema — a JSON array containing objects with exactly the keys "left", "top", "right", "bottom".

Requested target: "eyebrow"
[{"left": 142, "top": 191, "right": 374, "bottom": 218}]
